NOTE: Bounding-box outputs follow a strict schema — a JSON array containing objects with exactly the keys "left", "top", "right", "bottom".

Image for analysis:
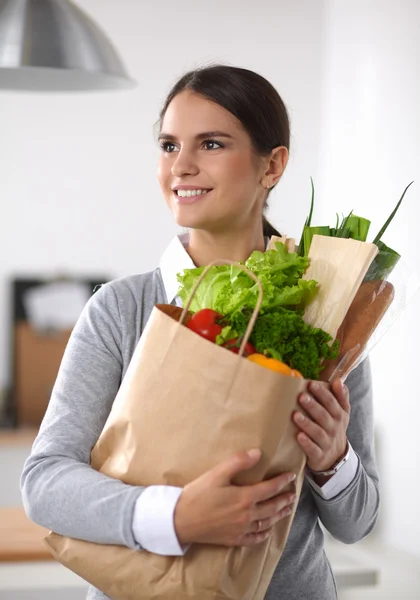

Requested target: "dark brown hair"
[{"left": 159, "top": 65, "right": 291, "bottom": 239}]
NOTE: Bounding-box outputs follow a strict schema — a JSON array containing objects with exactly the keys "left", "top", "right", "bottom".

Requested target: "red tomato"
[
  {"left": 222, "top": 338, "right": 256, "bottom": 357},
  {"left": 186, "top": 309, "right": 223, "bottom": 342}
]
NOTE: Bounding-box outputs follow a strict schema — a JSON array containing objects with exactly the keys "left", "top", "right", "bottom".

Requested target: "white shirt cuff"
[
  {"left": 132, "top": 485, "right": 190, "bottom": 556},
  {"left": 306, "top": 443, "right": 359, "bottom": 500}
]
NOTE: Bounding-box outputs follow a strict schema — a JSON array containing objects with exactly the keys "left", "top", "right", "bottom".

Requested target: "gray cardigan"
[{"left": 20, "top": 268, "right": 380, "bottom": 600}]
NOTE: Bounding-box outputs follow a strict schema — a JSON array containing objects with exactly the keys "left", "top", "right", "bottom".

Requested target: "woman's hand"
[
  {"left": 293, "top": 379, "right": 350, "bottom": 472},
  {"left": 174, "top": 449, "right": 297, "bottom": 548}
]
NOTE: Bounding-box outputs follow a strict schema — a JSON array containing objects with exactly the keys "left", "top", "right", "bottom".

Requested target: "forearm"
[
  {"left": 21, "top": 453, "right": 143, "bottom": 548},
  {"left": 20, "top": 282, "right": 142, "bottom": 548},
  {"left": 310, "top": 459, "right": 379, "bottom": 543},
  {"left": 309, "top": 359, "right": 380, "bottom": 543}
]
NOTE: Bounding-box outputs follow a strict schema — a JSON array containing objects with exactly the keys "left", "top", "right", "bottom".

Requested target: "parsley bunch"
[{"left": 229, "top": 308, "right": 339, "bottom": 380}]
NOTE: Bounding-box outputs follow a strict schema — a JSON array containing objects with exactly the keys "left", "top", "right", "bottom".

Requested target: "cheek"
[
  {"left": 222, "top": 153, "right": 259, "bottom": 187},
  {"left": 157, "top": 157, "right": 170, "bottom": 189},
  {"left": 216, "top": 155, "right": 259, "bottom": 209},
  {"left": 157, "top": 159, "right": 175, "bottom": 213}
]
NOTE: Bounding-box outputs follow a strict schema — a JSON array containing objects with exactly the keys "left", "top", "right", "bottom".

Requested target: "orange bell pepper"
[
  {"left": 247, "top": 353, "right": 303, "bottom": 378},
  {"left": 290, "top": 369, "right": 304, "bottom": 379}
]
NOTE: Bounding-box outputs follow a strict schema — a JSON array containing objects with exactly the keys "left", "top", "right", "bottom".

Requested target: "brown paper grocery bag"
[{"left": 45, "top": 262, "right": 307, "bottom": 600}]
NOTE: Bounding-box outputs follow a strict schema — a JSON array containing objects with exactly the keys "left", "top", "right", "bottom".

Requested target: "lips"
[{"left": 172, "top": 185, "right": 212, "bottom": 192}]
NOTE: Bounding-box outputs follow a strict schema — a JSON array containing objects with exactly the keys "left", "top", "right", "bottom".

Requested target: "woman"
[{"left": 21, "top": 65, "right": 380, "bottom": 600}]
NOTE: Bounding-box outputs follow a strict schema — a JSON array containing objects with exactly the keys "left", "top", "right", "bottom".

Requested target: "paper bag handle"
[{"left": 180, "top": 260, "right": 264, "bottom": 357}]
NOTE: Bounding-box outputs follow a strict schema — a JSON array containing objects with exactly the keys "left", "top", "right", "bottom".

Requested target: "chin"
[
  {"left": 174, "top": 217, "right": 207, "bottom": 230},
  {"left": 171, "top": 207, "right": 212, "bottom": 231}
]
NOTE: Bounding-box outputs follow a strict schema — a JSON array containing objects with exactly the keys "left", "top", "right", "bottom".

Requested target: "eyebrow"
[{"left": 158, "top": 130, "right": 234, "bottom": 142}]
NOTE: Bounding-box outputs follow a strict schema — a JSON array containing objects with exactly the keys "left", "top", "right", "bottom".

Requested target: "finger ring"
[{"left": 256, "top": 519, "right": 263, "bottom": 533}]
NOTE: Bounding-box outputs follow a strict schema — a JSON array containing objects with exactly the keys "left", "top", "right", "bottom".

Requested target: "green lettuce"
[{"left": 177, "top": 242, "right": 318, "bottom": 316}]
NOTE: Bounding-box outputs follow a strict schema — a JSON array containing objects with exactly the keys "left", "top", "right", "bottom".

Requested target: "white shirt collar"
[
  {"left": 159, "top": 232, "right": 271, "bottom": 305},
  {"left": 159, "top": 232, "right": 196, "bottom": 305}
]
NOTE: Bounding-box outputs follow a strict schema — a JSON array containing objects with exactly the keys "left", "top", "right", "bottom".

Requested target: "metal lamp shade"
[{"left": 0, "top": 0, "right": 136, "bottom": 91}]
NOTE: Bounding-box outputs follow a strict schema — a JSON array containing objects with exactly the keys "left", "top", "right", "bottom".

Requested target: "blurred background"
[{"left": 0, "top": 0, "right": 419, "bottom": 598}]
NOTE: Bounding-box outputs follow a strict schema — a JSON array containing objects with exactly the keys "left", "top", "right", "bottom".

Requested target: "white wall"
[
  {"left": 316, "top": 0, "right": 420, "bottom": 560},
  {"left": 0, "top": 0, "right": 419, "bottom": 565}
]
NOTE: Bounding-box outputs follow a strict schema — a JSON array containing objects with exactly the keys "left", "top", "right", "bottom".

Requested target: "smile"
[
  {"left": 173, "top": 189, "right": 212, "bottom": 205},
  {"left": 176, "top": 189, "right": 210, "bottom": 198}
]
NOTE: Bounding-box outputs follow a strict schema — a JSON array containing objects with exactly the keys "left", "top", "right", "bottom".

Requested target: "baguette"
[
  {"left": 320, "top": 279, "right": 395, "bottom": 382},
  {"left": 156, "top": 304, "right": 193, "bottom": 325}
]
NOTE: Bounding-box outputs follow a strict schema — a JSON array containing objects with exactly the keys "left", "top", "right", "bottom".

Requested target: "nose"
[{"left": 171, "top": 147, "right": 199, "bottom": 177}]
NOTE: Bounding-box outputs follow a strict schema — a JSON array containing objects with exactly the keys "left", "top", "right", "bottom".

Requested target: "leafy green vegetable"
[
  {"left": 262, "top": 347, "right": 284, "bottom": 361},
  {"left": 177, "top": 264, "right": 234, "bottom": 314},
  {"left": 335, "top": 210, "right": 353, "bottom": 238},
  {"left": 177, "top": 242, "right": 319, "bottom": 316},
  {"left": 302, "top": 226, "right": 331, "bottom": 256},
  {"left": 228, "top": 308, "right": 339, "bottom": 380},
  {"left": 298, "top": 176, "right": 315, "bottom": 255},
  {"left": 297, "top": 178, "right": 414, "bottom": 280},
  {"left": 364, "top": 240, "right": 401, "bottom": 281},
  {"left": 177, "top": 238, "right": 340, "bottom": 380},
  {"left": 215, "top": 326, "right": 236, "bottom": 346},
  {"left": 346, "top": 215, "right": 371, "bottom": 242},
  {"left": 372, "top": 181, "right": 414, "bottom": 245}
]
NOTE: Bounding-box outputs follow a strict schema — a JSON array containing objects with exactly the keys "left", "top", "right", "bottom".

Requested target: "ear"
[{"left": 262, "top": 146, "right": 289, "bottom": 188}]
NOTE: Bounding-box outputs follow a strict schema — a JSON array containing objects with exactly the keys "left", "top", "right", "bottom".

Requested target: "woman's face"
[{"left": 157, "top": 90, "right": 268, "bottom": 233}]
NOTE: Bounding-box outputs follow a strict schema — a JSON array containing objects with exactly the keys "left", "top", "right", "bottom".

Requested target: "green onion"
[
  {"left": 296, "top": 179, "right": 414, "bottom": 272},
  {"left": 298, "top": 177, "right": 315, "bottom": 256},
  {"left": 303, "top": 226, "right": 331, "bottom": 256},
  {"left": 364, "top": 240, "right": 401, "bottom": 281},
  {"left": 346, "top": 215, "right": 371, "bottom": 241},
  {"left": 372, "top": 181, "right": 414, "bottom": 245},
  {"left": 335, "top": 210, "right": 353, "bottom": 238},
  {"left": 306, "top": 176, "right": 315, "bottom": 227}
]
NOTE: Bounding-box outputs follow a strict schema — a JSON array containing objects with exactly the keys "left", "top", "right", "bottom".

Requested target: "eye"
[
  {"left": 202, "top": 139, "right": 224, "bottom": 150},
  {"left": 160, "top": 141, "right": 179, "bottom": 153}
]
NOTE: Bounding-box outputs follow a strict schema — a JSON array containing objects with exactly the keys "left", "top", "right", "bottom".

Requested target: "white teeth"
[{"left": 176, "top": 189, "right": 209, "bottom": 198}]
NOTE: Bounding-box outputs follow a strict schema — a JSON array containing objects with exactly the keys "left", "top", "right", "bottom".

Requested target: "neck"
[{"left": 187, "top": 225, "right": 266, "bottom": 267}]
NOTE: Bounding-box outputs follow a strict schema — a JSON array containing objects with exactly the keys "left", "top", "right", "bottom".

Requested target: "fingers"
[
  {"left": 250, "top": 506, "right": 292, "bottom": 536},
  {"left": 293, "top": 408, "right": 329, "bottom": 451},
  {"left": 309, "top": 380, "right": 350, "bottom": 416},
  {"left": 248, "top": 471, "right": 297, "bottom": 504},
  {"left": 253, "top": 491, "right": 297, "bottom": 523},
  {"left": 296, "top": 431, "right": 324, "bottom": 464},
  {"left": 238, "top": 503, "right": 295, "bottom": 547},
  {"left": 308, "top": 381, "right": 344, "bottom": 419},
  {"left": 293, "top": 381, "right": 350, "bottom": 442},
  {"left": 238, "top": 528, "right": 273, "bottom": 547},
  {"left": 297, "top": 392, "right": 335, "bottom": 436},
  {"left": 210, "top": 449, "right": 262, "bottom": 486},
  {"left": 331, "top": 379, "right": 351, "bottom": 412}
]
